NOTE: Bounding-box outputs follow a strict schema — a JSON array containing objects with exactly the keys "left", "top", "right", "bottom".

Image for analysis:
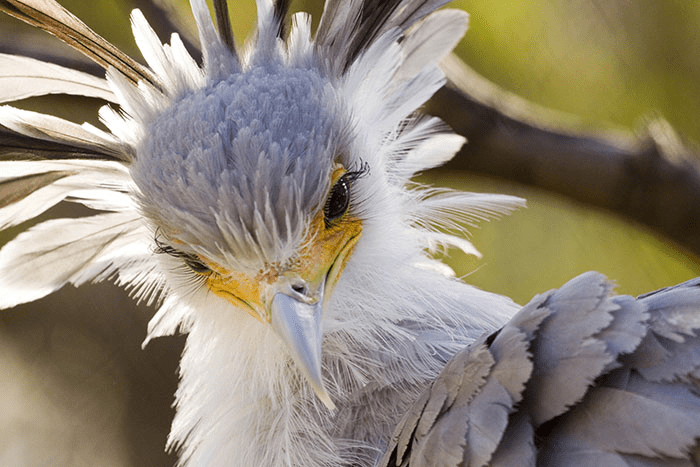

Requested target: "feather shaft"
[{"left": 0, "top": 0, "right": 160, "bottom": 89}]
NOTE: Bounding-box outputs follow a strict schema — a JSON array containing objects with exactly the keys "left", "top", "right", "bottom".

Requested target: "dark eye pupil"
[
  {"left": 183, "top": 256, "right": 211, "bottom": 274},
  {"left": 324, "top": 176, "right": 350, "bottom": 222}
]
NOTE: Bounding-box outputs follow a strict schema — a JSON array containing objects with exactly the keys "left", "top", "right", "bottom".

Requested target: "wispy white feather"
[
  {"left": 420, "top": 229, "right": 482, "bottom": 257},
  {"left": 0, "top": 54, "right": 116, "bottom": 103},
  {"left": 395, "top": 10, "right": 469, "bottom": 83},
  {"left": 395, "top": 132, "right": 467, "bottom": 179},
  {"left": 0, "top": 211, "right": 150, "bottom": 308},
  {"left": 0, "top": 159, "right": 132, "bottom": 228},
  {"left": 253, "top": 0, "right": 278, "bottom": 59},
  {"left": 411, "top": 189, "right": 526, "bottom": 231},
  {"left": 382, "top": 64, "right": 446, "bottom": 129},
  {"left": 315, "top": 0, "right": 363, "bottom": 62},
  {"left": 189, "top": 0, "right": 239, "bottom": 79},
  {"left": 0, "top": 105, "right": 130, "bottom": 160},
  {"left": 286, "top": 13, "right": 314, "bottom": 68},
  {"left": 130, "top": 9, "right": 204, "bottom": 98}
]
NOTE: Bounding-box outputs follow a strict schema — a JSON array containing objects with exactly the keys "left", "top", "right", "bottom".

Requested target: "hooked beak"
[
  {"left": 270, "top": 280, "right": 335, "bottom": 410},
  {"left": 205, "top": 210, "right": 362, "bottom": 410}
]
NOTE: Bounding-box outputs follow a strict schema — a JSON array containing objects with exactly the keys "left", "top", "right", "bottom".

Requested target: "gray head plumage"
[
  {"left": 126, "top": 0, "right": 485, "bottom": 269},
  {"left": 133, "top": 63, "right": 348, "bottom": 267}
]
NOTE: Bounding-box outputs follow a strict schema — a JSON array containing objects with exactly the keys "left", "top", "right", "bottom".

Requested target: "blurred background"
[{"left": 0, "top": 0, "right": 698, "bottom": 465}]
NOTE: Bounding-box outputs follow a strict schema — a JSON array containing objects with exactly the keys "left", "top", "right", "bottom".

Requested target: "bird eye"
[
  {"left": 154, "top": 237, "right": 211, "bottom": 275},
  {"left": 324, "top": 175, "right": 351, "bottom": 224},
  {"left": 183, "top": 255, "right": 211, "bottom": 275}
]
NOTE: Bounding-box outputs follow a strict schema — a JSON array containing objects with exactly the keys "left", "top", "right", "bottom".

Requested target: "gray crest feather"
[{"left": 131, "top": 62, "right": 347, "bottom": 266}]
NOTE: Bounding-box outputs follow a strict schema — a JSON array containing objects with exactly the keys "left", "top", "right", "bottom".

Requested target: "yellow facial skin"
[
  {"left": 204, "top": 167, "right": 363, "bottom": 323},
  {"left": 206, "top": 212, "right": 362, "bottom": 322},
  {"left": 207, "top": 269, "right": 264, "bottom": 320}
]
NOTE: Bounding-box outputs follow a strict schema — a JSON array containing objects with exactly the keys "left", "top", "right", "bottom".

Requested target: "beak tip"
[
  {"left": 304, "top": 358, "right": 337, "bottom": 411},
  {"left": 308, "top": 378, "right": 336, "bottom": 411},
  {"left": 317, "top": 389, "right": 337, "bottom": 411},
  {"left": 271, "top": 291, "right": 336, "bottom": 410}
]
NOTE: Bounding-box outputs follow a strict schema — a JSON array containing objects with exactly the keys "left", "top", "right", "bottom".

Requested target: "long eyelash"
[
  {"left": 345, "top": 160, "right": 370, "bottom": 182},
  {"left": 153, "top": 233, "right": 183, "bottom": 258},
  {"left": 322, "top": 161, "right": 370, "bottom": 229},
  {"left": 346, "top": 160, "right": 370, "bottom": 219},
  {"left": 154, "top": 232, "right": 212, "bottom": 276}
]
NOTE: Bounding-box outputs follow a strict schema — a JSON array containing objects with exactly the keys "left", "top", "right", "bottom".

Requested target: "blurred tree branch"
[{"left": 434, "top": 54, "right": 700, "bottom": 257}]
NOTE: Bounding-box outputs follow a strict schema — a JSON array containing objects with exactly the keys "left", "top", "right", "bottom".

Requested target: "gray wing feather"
[
  {"left": 488, "top": 414, "right": 536, "bottom": 467},
  {"left": 396, "top": 344, "right": 494, "bottom": 467},
  {"left": 381, "top": 272, "right": 700, "bottom": 466}
]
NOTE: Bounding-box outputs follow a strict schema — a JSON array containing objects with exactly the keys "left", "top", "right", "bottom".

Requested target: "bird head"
[
  {"left": 0, "top": 0, "right": 523, "bottom": 427},
  {"left": 117, "top": 0, "right": 524, "bottom": 410},
  {"left": 132, "top": 62, "right": 366, "bottom": 407}
]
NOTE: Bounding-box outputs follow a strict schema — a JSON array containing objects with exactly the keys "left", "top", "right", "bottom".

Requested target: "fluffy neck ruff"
[{"left": 164, "top": 243, "right": 517, "bottom": 467}]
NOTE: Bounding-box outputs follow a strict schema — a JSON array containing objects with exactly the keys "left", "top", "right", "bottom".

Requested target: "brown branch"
[{"left": 433, "top": 55, "right": 700, "bottom": 257}]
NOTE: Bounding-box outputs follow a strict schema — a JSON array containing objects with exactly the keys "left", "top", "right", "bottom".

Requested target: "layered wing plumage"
[{"left": 381, "top": 272, "right": 700, "bottom": 466}]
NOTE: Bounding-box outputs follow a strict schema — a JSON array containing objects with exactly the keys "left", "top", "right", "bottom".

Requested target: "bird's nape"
[{"left": 0, "top": 0, "right": 698, "bottom": 466}]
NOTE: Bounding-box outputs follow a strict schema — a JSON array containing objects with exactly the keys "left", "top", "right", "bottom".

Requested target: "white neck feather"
[{"left": 165, "top": 243, "right": 517, "bottom": 466}]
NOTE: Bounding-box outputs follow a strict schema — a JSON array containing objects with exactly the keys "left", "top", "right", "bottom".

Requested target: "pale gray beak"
[{"left": 270, "top": 282, "right": 336, "bottom": 410}]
